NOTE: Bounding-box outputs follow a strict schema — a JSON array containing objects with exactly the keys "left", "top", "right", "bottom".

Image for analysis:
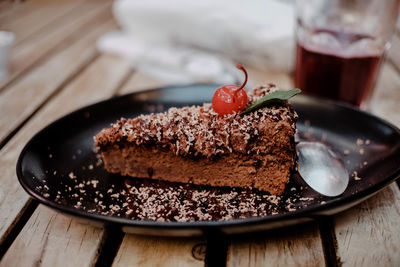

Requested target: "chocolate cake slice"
[{"left": 94, "top": 84, "right": 297, "bottom": 195}]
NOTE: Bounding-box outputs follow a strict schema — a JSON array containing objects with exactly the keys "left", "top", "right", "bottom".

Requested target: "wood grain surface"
[
  {"left": 227, "top": 222, "right": 325, "bottom": 267},
  {"left": 0, "top": 206, "right": 104, "bottom": 267},
  {"left": 246, "top": 66, "right": 294, "bottom": 90},
  {"left": 387, "top": 34, "right": 400, "bottom": 72},
  {"left": 0, "top": 1, "right": 22, "bottom": 18},
  {"left": 112, "top": 235, "right": 205, "bottom": 267},
  {"left": 2, "top": 0, "right": 85, "bottom": 46},
  {"left": 117, "top": 71, "right": 168, "bottom": 95},
  {"left": 370, "top": 63, "right": 400, "bottom": 127},
  {"left": 0, "top": 19, "right": 116, "bottom": 145},
  {"left": 0, "top": 0, "right": 112, "bottom": 90},
  {"left": 334, "top": 184, "right": 400, "bottom": 266},
  {"left": 0, "top": 54, "right": 131, "bottom": 260}
]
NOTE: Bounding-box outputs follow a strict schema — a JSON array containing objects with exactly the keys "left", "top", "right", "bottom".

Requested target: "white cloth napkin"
[{"left": 98, "top": 0, "right": 295, "bottom": 84}]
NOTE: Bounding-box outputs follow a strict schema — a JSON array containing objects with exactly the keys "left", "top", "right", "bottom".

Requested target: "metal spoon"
[{"left": 296, "top": 142, "right": 349, "bottom": 197}]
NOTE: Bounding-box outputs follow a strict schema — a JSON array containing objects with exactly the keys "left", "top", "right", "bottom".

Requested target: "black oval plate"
[{"left": 17, "top": 84, "right": 400, "bottom": 236}]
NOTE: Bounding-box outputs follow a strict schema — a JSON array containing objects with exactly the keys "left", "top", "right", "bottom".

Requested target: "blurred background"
[
  {"left": 1, "top": 0, "right": 400, "bottom": 116},
  {"left": 0, "top": 0, "right": 298, "bottom": 88},
  {"left": 96, "top": 0, "right": 296, "bottom": 85}
]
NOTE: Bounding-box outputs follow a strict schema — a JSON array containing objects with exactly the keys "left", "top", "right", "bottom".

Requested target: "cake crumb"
[
  {"left": 68, "top": 172, "right": 76, "bottom": 179},
  {"left": 352, "top": 171, "right": 362, "bottom": 180},
  {"left": 91, "top": 180, "right": 99, "bottom": 188},
  {"left": 126, "top": 209, "right": 133, "bottom": 215},
  {"left": 299, "top": 197, "right": 314, "bottom": 201},
  {"left": 39, "top": 151, "right": 320, "bottom": 223}
]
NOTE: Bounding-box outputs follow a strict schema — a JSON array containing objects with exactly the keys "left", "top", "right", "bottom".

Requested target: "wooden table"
[{"left": 0, "top": 1, "right": 399, "bottom": 266}]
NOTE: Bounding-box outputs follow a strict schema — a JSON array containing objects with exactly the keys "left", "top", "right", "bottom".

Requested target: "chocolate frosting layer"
[{"left": 95, "top": 84, "right": 297, "bottom": 158}]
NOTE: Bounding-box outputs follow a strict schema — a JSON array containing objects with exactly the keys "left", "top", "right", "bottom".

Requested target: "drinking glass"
[{"left": 294, "top": 0, "right": 400, "bottom": 108}]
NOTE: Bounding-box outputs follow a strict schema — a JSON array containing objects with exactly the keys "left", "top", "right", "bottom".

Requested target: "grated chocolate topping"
[{"left": 95, "top": 84, "right": 298, "bottom": 158}]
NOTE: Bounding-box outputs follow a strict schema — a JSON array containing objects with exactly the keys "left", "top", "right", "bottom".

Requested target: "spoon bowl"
[{"left": 297, "top": 141, "right": 349, "bottom": 197}]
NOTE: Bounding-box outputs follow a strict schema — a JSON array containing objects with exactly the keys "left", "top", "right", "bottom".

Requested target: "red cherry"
[{"left": 212, "top": 64, "right": 248, "bottom": 115}]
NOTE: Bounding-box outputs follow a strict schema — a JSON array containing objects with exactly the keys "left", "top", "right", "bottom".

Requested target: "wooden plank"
[
  {"left": 112, "top": 235, "right": 205, "bottom": 267},
  {"left": 334, "top": 62, "right": 400, "bottom": 266},
  {"left": 0, "top": 1, "right": 13, "bottom": 12},
  {"left": 2, "top": 0, "right": 85, "bottom": 46},
  {"left": 0, "top": 0, "right": 112, "bottom": 90},
  {"left": 0, "top": 206, "right": 104, "bottom": 267},
  {"left": 387, "top": 34, "right": 400, "bottom": 73},
  {"left": 0, "top": 1, "right": 48, "bottom": 27},
  {"left": 397, "top": 18, "right": 400, "bottom": 35},
  {"left": 0, "top": 54, "right": 131, "bottom": 266},
  {"left": 227, "top": 222, "right": 325, "bottom": 267},
  {"left": 334, "top": 184, "right": 400, "bottom": 266},
  {"left": 117, "top": 66, "right": 294, "bottom": 96},
  {"left": 369, "top": 63, "right": 400, "bottom": 126},
  {"left": 117, "top": 71, "right": 168, "bottom": 95},
  {"left": 246, "top": 66, "right": 294, "bottom": 90},
  {"left": 0, "top": 1, "right": 20, "bottom": 17},
  {"left": 0, "top": 19, "right": 116, "bottom": 145}
]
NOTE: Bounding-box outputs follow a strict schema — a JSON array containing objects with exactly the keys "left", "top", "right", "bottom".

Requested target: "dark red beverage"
[{"left": 295, "top": 32, "right": 384, "bottom": 107}]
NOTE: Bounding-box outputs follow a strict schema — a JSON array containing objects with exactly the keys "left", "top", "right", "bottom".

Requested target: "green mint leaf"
[{"left": 241, "top": 88, "right": 301, "bottom": 116}]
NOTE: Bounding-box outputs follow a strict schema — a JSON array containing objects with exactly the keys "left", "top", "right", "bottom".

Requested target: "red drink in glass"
[
  {"left": 295, "top": 0, "right": 400, "bottom": 108},
  {"left": 294, "top": 30, "right": 384, "bottom": 107}
]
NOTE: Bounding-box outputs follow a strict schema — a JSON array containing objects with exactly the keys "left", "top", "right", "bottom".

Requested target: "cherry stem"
[{"left": 235, "top": 63, "right": 248, "bottom": 92}]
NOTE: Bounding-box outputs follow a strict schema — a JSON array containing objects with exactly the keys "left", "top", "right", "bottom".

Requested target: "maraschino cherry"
[{"left": 212, "top": 64, "right": 248, "bottom": 116}]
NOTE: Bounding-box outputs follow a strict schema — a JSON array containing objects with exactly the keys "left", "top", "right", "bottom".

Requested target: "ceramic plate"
[{"left": 17, "top": 84, "right": 400, "bottom": 236}]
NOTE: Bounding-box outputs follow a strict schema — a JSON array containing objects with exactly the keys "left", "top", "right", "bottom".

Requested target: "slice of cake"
[{"left": 94, "top": 84, "right": 298, "bottom": 195}]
